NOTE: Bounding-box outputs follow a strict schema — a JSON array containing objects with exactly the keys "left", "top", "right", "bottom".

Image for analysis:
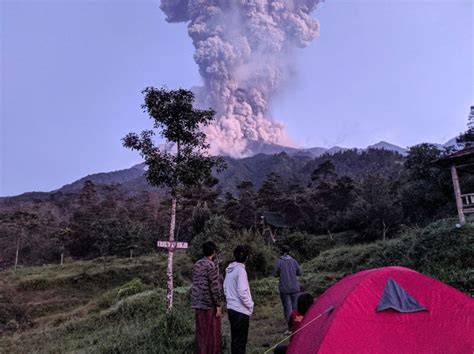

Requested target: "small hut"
[
  {"left": 435, "top": 146, "right": 474, "bottom": 225},
  {"left": 260, "top": 211, "right": 288, "bottom": 243}
]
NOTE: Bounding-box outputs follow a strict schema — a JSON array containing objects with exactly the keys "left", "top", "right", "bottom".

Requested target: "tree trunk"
[
  {"left": 451, "top": 165, "right": 466, "bottom": 225},
  {"left": 14, "top": 236, "right": 20, "bottom": 271},
  {"left": 166, "top": 196, "right": 177, "bottom": 313},
  {"left": 60, "top": 252, "right": 64, "bottom": 266},
  {"left": 382, "top": 220, "right": 387, "bottom": 241}
]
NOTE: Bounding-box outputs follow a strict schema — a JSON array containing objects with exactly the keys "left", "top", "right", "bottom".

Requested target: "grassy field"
[
  {"left": 0, "top": 218, "right": 472, "bottom": 353},
  {"left": 0, "top": 254, "right": 287, "bottom": 353}
]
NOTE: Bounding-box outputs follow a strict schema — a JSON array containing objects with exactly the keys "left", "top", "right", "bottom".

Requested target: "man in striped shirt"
[{"left": 191, "top": 241, "right": 224, "bottom": 354}]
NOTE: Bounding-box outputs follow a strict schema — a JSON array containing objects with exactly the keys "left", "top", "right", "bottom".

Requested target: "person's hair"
[
  {"left": 297, "top": 292, "right": 314, "bottom": 315},
  {"left": 281, "top": 245, "right": 291, "bottom": 255},
  {"left": 202, "top": 241, "right": 217, "bottom": 257},
  {"left": 233, "top": 245, "right": 250, "bottom": 263}
]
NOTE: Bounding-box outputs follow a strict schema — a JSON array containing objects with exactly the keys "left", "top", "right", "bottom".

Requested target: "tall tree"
[
  {"left": 3, "top": 211, "right": 38, "bottom": 269},
  {"left": 310, "top": 160, "right": 337, "bottom": 186},
  {"left": 258, "top": 172, "right": 283, "bottom": 210},
  {"left": 400, "top": 144, "right": 453, "bottom": 223},
  {"left": 350, "top": 173, "right": 402, "bottom": 241},
  {"left": 67, "top": 180, "right": 101, "bottom": 258},
  {"left": 122, "top": 87, "right": 225, "bottom": 312},
  {"left": 457, "top": 106, "right": 474, "bottom": 146}
]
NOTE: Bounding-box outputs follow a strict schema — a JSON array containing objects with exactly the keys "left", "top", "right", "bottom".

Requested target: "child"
[
  {"left": 289, "top": 292, "right": 314, "bottom": 335},
  {"left": 273, "top": 293, "right": 314, "bottom": 354}
]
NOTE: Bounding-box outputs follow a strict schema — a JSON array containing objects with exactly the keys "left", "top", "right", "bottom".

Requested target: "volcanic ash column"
[{"left": 160, "top": 0, "right": 321, "bottom": 157}]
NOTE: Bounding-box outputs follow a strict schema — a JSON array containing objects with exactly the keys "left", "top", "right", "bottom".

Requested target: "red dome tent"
[{"left": 288, "top": 266, "right": 473, "bottom": 354}]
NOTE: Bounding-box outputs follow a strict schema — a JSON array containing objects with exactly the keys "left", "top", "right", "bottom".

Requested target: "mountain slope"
[
  {"left": 58, "top": 164, "right": 147, "bottom": 193},
  {"left": 1, "top": 138, "right": 454, "bottom": 201}
]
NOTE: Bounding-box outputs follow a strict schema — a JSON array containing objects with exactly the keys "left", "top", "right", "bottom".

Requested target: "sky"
[{"left": 1, "top": 0, "right": 473, "bottom": 196}]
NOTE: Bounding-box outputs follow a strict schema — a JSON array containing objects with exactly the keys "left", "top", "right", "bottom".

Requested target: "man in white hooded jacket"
[{"left": 224, "top": 245, "right": 254, "bottom": 354}]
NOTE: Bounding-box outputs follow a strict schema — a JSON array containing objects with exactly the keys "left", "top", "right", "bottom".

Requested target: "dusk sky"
[{"left": 1, "top": 0, "right": 473, "bottom": 196}]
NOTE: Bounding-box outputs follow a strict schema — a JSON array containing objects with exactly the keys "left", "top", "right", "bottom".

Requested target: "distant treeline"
[{"left": 0, "top": 144, "right": 469, "bottom": 268}]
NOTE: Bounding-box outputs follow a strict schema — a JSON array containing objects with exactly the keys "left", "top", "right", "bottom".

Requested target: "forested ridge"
[{"left": 0, "top": 144, "right": 468, "bottom": 268}]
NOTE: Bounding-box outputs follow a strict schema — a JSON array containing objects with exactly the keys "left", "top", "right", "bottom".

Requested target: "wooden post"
[
  {"left": 166, "top": 196, "right": 177, "bottom": 313},
  {"left": 451, "top": 165, "right": 466, "bottom": 225}
]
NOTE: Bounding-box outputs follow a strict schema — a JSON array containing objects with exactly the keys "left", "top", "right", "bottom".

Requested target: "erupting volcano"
[{"left": 160, "top": 0, "right": 321, "bottom": 156}]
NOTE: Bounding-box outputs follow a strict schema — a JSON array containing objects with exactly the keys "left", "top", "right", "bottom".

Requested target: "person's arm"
[
  {"left": 237, "top": 268, "right": 254, "bottom": 311},
  {"left": 295, "top": 260, "right": 302, "bottom": 276},
  {"left": 209, "top": 263, "right": 223, "bottom": 308}
]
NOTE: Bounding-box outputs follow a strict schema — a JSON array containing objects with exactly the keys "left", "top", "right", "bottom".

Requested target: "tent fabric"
[
  {"left": 288, "top": 266, "right": 474, "bottom": 354},
  {"left": 376, "top": 277, "right": 427, "bottom": 313}
]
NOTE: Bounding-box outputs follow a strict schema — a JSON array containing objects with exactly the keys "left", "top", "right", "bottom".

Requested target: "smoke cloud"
[{"left": 160, "top": 0, "right": 321, "bottom": 156}]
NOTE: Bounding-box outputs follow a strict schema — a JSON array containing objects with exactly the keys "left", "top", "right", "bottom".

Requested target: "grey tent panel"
[{"left": 376, "top": 278, "right": 427, "bottom": 313}]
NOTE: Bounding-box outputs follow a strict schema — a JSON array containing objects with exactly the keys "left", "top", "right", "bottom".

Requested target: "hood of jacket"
[{"left": 226, "top": 261, "right": 245, "bottom": 274}]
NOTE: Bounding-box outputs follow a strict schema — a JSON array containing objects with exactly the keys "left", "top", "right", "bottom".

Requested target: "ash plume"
[{"left": 160, "top": 0, "right": 321, "bottom": 156}]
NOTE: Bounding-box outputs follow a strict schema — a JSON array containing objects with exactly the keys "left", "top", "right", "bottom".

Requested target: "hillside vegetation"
[
  {"left": 2, "top": 145, "right": 470, "bottom": 268},
  {"left": 1, "top": 218, "right": 472, "bottom": 353}
]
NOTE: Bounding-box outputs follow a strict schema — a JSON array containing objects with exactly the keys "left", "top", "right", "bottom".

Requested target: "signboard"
[{"left": 157, "top": 240, "right": 188, "bottom": 250}]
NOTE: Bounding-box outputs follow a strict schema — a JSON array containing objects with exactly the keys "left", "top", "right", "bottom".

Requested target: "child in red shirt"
[
  {"left": 273, "top": 293, "right": 314, "bottom": 353},
  {"left": 289, "top": 292, "right": 314, "bottom": 335}
]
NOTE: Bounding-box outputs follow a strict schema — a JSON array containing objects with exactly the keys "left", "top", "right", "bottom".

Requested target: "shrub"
[
  {"left": 96, "top": 293, "right": 194, "bottom": 353},
  {"left": 188, "top": 215, "right": 234, "bottom": 262},
  {"left": 302, "top": 218, "right": 474, "bottom": 295},
  {"left": 0, "top": 287, "right": 28, "bottom": 333},
  {"left": 116, "top": 278, "right": 145, "bottom": 299},
  {"left": 189, "top": 216, "right": 278, "bottom": 277}
]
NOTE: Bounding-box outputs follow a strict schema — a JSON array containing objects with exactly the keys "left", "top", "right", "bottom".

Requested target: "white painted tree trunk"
[{"left": 166, "top": 196, "right": 177, "bottom": 313}]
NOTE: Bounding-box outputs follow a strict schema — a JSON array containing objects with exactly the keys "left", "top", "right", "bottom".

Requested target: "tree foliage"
[
  {"left": 457, "top": 106, "right": 474, "bottom": 146},
  {"left": 0, "top": 142, "right": 463, "bottom": 266},
  {"left": 122, "top": 87, "right": 225, "bottom": 194}
]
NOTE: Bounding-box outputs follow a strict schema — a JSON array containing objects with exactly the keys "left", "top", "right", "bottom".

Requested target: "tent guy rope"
[{"left": 263, "top": 306, "right": 335, "bottom": 354}]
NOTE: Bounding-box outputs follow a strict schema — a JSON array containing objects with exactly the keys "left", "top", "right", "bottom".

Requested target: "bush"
[
  {"left": 189, "top": 216, "right": 278, "bottom": 277},
  {"left": 302, "top": 218, "right": 474, "bottom": 295},
  {"left": 301, "top": 272, "right": 344, "bottom": 297},
  {"left": 0, "top": 287, "right": 28, "bottom": 333},
  {"left": 97, "top": 292, "right": 194, "bottom": 353},
  {"left": 116, "top": 278, "right": 145, "bottom": 299},
  {"left": 188, "top": 215, "right": 234, "bottom": 263},
  {"left": 250, "top": 277, "right": 279, "bottom": 300},
  {"left": 403, "top": 219, "right": 474, "bottom": 272}
]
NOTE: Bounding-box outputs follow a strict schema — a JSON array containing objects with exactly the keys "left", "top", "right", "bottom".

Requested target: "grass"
[
  {"left": 0, "top": 253, "right": 195, "bottom": 353},
  {"left": 0, "top": 218, "right": 472, "bottom": 353}
]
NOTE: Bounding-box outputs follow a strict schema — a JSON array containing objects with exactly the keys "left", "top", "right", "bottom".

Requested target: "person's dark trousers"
[
  {"left": 227, "top": 308, "right": 250, "bottom": 354},
  {"left": 279, "top": 292, "right": 298, "bottom": 329}
]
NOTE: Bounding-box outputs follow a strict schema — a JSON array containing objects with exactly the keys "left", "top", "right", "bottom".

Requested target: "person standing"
[
  {"left": 224, "top": 245, "right": 254, "bottom": 354},
  {"left": 274, "top": 245, "right": 302, "bottom": 333},
  {"left": 191, "top": 241, "right": 224, "bottom": 354}
]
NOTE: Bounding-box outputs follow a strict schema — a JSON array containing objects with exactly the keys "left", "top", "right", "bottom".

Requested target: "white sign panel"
[{"left": 157, "top": 241, "right": 188, "bottom": 249}]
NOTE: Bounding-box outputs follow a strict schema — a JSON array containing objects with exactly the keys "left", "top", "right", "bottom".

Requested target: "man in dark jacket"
[
  {"left": 191, "top": 241, "right": 224, "bottom": 354},
  {"left": 274, "top": 245, "right": 301, "bottom": 332}
]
